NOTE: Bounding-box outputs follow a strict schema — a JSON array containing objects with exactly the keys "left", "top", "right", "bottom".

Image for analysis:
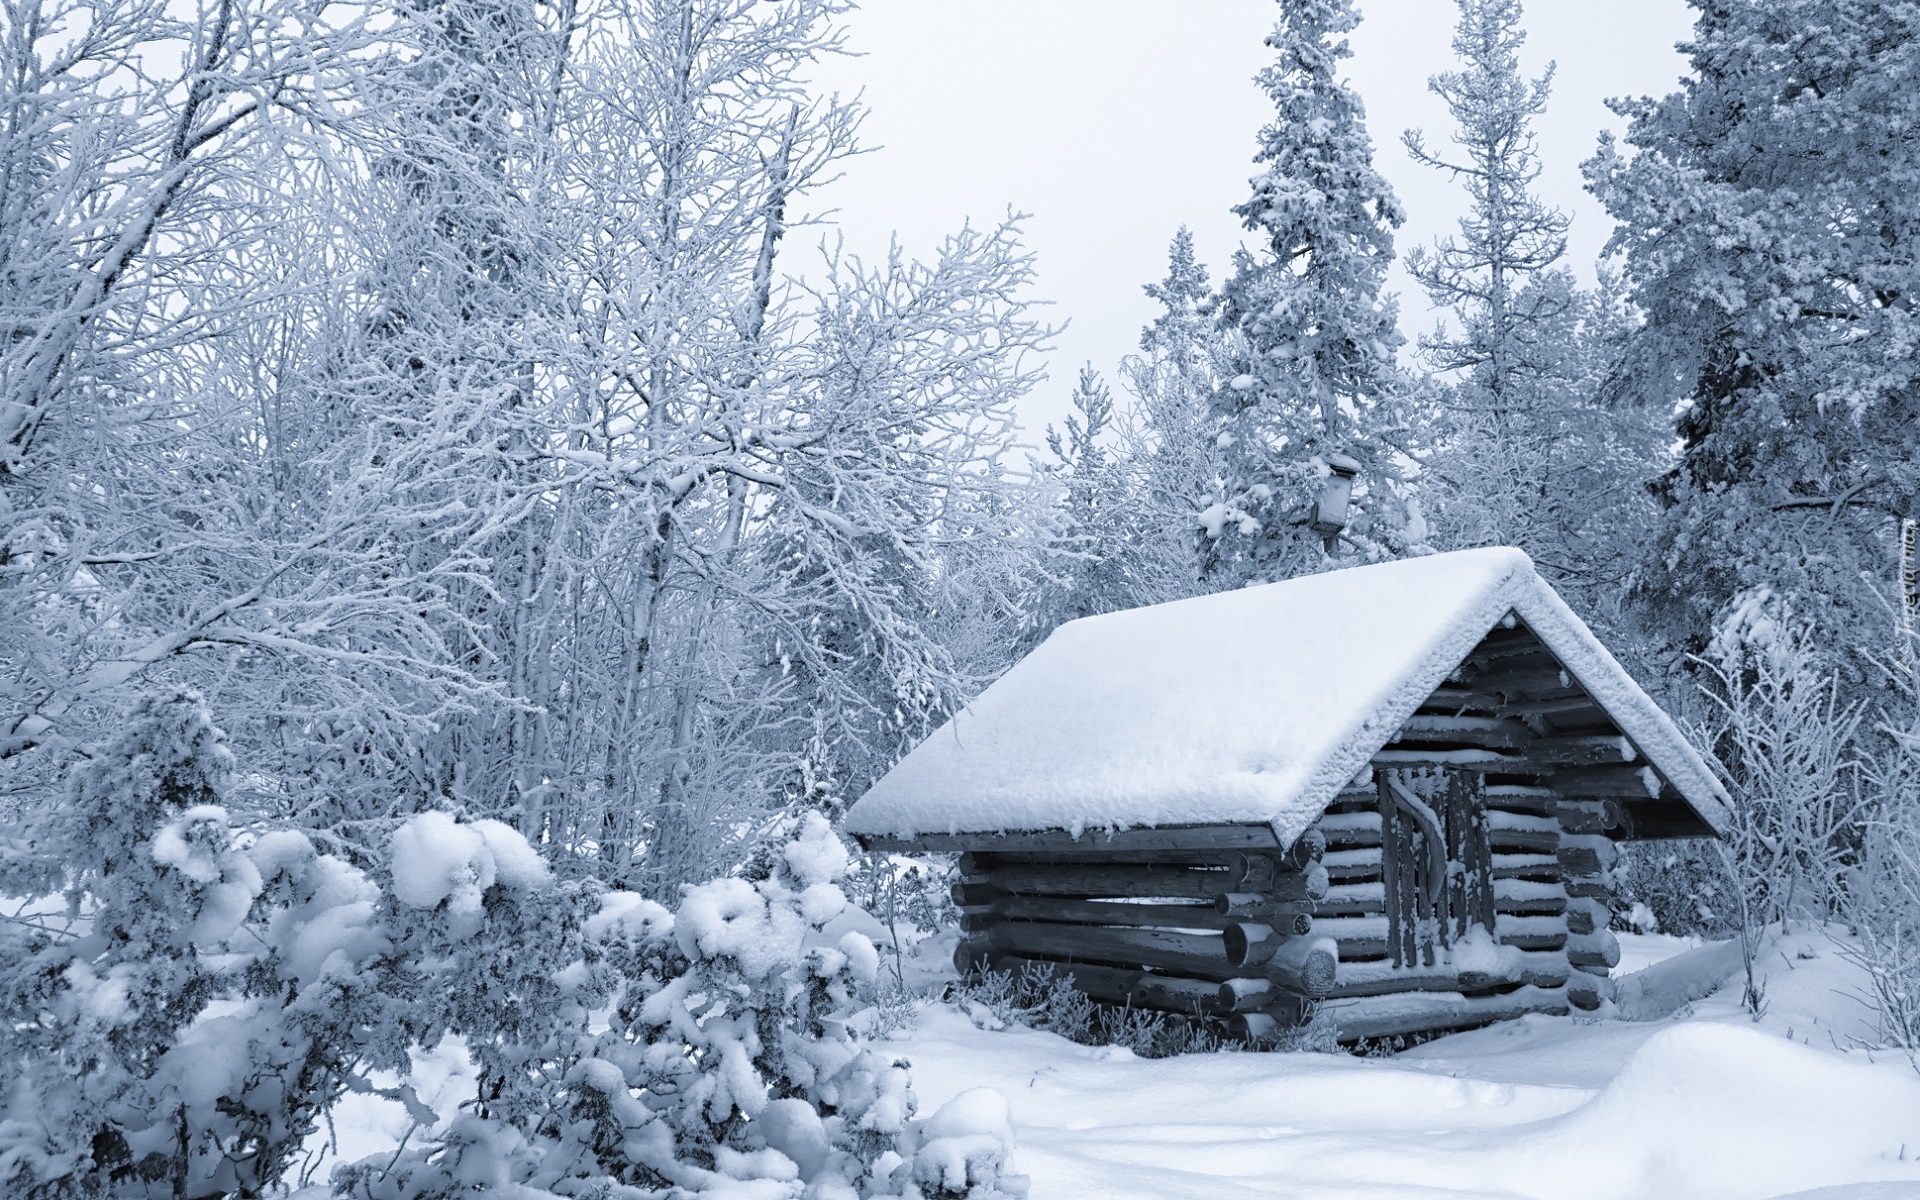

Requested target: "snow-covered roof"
[{"left": 843, "top": 548, "right": 1729, "bottom": 849}]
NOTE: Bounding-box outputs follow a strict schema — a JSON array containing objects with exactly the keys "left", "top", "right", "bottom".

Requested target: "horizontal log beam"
[
  {"left": 1567, "top": 969, "right": 1614, "bottom": 1011},
  {"left": 983, "top": 952, "right": 1239, "bottom": 1015},
  {"left": 1532, "top": 735, "right": 1637, "bottom": 767},
  {"left": 1552, "top": 765, "right": 1668, "bottom": 798},
  {"left": 1553, "top": 799, "right": 1630, "bottom": 834},
  {"left": 987, "top": 920, "right": 1236, "bottom": 980},
  {"left": 961, "top": 895, "right": 1241, "bottom": 932},
  {"left": 960, "top": 850, "right": 1239, "bottom": 870},
  {"left": 1227, "top": 992, "right": 1314, "bottom": 1040},
  {"left": 1418, "top": 686, "right": 1503, "bottom": 714},
  {"left": 1373, "top": 749, "right": 1534, "bottom": 772},
  {"left": 1322, "top": 849, "right": 1382, "bottom": 882},
  {"left": 966, "top": 862, "right": 1310, "bottom": 901},
  {"left": 1392, "top": 714, "right": 1535, "bottom": 750},
  {"left": 1475, "top": 623, "right": 1546, "bottom": 654},
  {"left": 1565, "top": 897, "right": 1609, "bottom": 936},
  {"left": 1330, "top": 951, "right": 1571, "bottom": 998},
  {"left": 1466, "top": 666, "right": 1575, "bottom": 696},
  {"left": 1328, "top": 985, "right": 1570, "bottom": 1042},
  {"left": 857, "top": 824, "right": 1284, "bottom": 855},
  {"left": 1489, "top": 827, "right": 1561, "bottom": 854},
  {"left": 1213, "top": 890, "right": 1320, "bottom": 936},
  {"left": 1492, "top": 852, "right": 1561, "bottom": 880}
]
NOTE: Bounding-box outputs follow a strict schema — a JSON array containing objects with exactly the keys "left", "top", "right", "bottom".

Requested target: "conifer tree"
[
  {"left": 1121, "top": 229, "right": 1227, "bottom": 598},
  {"left": 1205, "top": 0, "right": 1420, "bottom": 587},
  {"left": 1589, "top": 0, "right": 1920, "bottom": 662},
  {"left": 1407, "top": 0, "right": 1663, "bottom": 612}
]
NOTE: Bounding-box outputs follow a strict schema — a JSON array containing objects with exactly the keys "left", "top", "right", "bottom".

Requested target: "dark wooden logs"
[
  {"left": 1466, "top": 666, "right": 1574, "bottom": 696},
  {"left": 1228, "top": 992, "right": 1313, "bottom": 1040},
  {"left": 972, "top": 894, "right": 1232, "bottom": 931},
  {"left": 1500, "top": 694, "right": 1607, "bottom": 720},
  {"left": 1484, "top": 784, "right": 1558, "bottom": 814},
  {"left": 1488, "top": 826, "right": 1561, "bottom": 854},
  {"left": 858, "top": 824, "right": 1282, "bottom": 855},
  {"left": 1496, "top": 913, "right": 1568, "bottom": 950},
  {"left": 1328, "top": 985, "right": 1571, "bottom": 1042},
  {"left": 1316, "top": 812, "right": 1381, "bottom": 849},
  {"left": 1330, "top": 953, "right": 1571, "bottom": 998},
  {"left": 1532, "top": 735, "right": 1637, "bottom": 767},
  {"left": 983, "top": 953, "right": 1229, "bottom": 1015},
  {"left": 1214, "top": 892, "right": 1315, "bottom": 928},
  {"left": 964, "top": 862, "right": 1306, "bottom": 901},
  {"left": 1491, "top": 852, "right": 1561, "bottom": 880},
  {"left": 1564, "top": 897, "right": 1609, "bottom": 937},
  {"left": 1551, "top": 765, "right": 1668, "bottom": 798},
  {"left": 986, "top": 920, "right": 1233, "bottom": 979},
  {"left": 1419, "top": 686, "right": 1502, "bottom": 714},
  {"left": 1322, "top": 848, "right": 1381, "bottom": 881},
  {"left": 953, "top": 936, "right": 989, "bottom": 976},
  {"left": 1553, "top": 798, "right": 1631, "bottom": 834},
  {"left": 1392, "top": 714, "right": 1533, "bottom": 750}
]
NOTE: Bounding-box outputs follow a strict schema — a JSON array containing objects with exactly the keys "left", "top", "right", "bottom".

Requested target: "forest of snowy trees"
[{"left": 3, "top": 0, "right": 1920, "bottom": 1194}]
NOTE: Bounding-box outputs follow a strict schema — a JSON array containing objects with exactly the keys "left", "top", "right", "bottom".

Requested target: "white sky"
[{"left": 802, "top": 0, "right": 1700, "bottom": 437}]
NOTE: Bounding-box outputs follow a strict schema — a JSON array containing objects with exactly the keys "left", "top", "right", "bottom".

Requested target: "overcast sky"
[{"left": 802, "top": 0, "right": 1701, "bottom": 437}]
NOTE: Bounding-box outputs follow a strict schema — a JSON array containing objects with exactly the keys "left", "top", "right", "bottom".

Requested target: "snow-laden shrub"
[
  {"left": 0, "top": 691, "right": 396, "bottom": 1198},
  {"left": 339, "top": 813, "right": 1027, "bottom": 1200},
  {"left": 0, "top": 691, "right": 1022, "bottom": 1197},
  {"left": 1696, "top": 596, "right": 1868, "bottom": 1011}
]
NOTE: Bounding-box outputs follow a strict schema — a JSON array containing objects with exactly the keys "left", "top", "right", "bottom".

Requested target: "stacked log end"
[{"left": 950, "top": 833, "right": 1332, "bottom": 1034}]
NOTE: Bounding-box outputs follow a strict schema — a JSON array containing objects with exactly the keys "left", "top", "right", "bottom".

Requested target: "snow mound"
[
  {"left": 389, "top": 811, "right": 550, "bottom": 920},
  {"left": 843, "top": 548, "right": 1727, "bottom": 848},
  {"left": 1527, "top": 1021, "right": 1920, "bottom": 1199},
  {"left": 1615, "top": 936, "right": 1743, "bottom": 1021}
]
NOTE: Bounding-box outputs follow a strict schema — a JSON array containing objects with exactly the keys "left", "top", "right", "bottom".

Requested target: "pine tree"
[
  {"left": 1204, "top": 0, "right": 1421, "bottom": 587},
  {"left": 1588, "top": 0, "right": 1920, "bottom": 664},
  {"left": 1018, "top": 367, "right": 1149, "bottom": 648},
  {"left": 1121, "top": 229, "right": 1228, "bottom": 598},
  {"left": 1406, "top": 0, "right": 1664, "bottom": 613}
]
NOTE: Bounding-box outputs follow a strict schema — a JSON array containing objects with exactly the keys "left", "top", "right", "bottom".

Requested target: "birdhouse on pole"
[{"left": 1311, "top": 453, "right": 1363, "bottom": 549}]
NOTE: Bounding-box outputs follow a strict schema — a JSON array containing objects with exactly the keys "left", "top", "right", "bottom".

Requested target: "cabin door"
[{"left": 1376, "top": 766, "right": 1497, "bottom": 968}]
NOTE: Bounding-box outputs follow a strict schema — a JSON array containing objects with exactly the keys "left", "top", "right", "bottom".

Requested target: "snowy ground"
[
  {"left": 312, "top": 927, "right": 1920, "bottom": 1199},
  {"left": 884, "top": 928, "right": 1920, "bottom": 1200}
]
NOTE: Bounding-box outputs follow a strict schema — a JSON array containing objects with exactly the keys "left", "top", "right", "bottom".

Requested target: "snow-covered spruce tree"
[
  {"left": 342, "top": 814, "right": 1027, "bottom": 1199},
  {"left": 1204, "top": 0, "right": 1421, "bottom": 587},
  {"left": 1587, "top": 0, "right": 1920, "bottom": 665},
  {"left": 1014, "top": 366, "right": 1158, "bottom": 650},
  {"left": 1117, "top": 229, "right": 1231, "bottom": 602},
  {"left": 1405, "top": 0, "right": 1665, "bottom": 614},
  {"left": 0, "top": 691, "right": 397, "bottom": 1197}
]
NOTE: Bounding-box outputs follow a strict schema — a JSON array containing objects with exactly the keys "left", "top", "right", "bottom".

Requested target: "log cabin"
[{"left": 839, "top": 548, "right": 1730, "bottom": 1043}]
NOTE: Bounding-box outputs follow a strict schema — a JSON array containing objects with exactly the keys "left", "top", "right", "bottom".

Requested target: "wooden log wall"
[{"left": 951, "top": 833, "right": 1333, "bottom": 1028}]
